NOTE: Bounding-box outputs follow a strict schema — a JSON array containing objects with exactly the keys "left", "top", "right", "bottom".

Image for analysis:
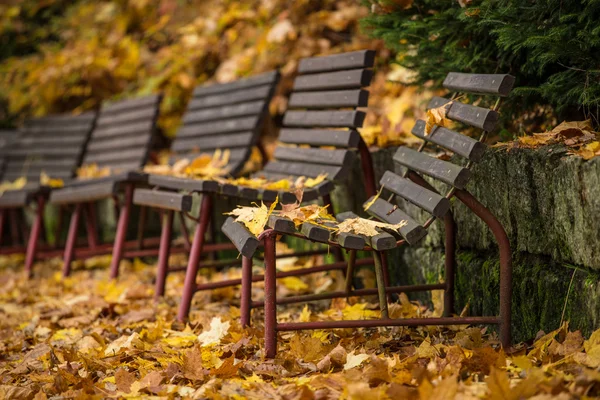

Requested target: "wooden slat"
[
  {"left": 15, "top": 135, "right": 87, "bottom": 147},
  {"left": 283, "top": 110, "right": 365, "bottom": 128},
  {"left": 92, "top": 120, "right": 153, "bottom": 140},
  {"left": 95, "top": 107, "right": 156, "bottom": 127},
  {"left": 193, "top": 71, "right": 279, "bottom": 97},
  {"left": 380, "top": 170, "right": 450, "bottom": 218},
  {"left": 273, "top": 147, "right": 354, "bottom": 167},
  {"left": 183, "top": 100, "right": 266, "bottom": 125},
  {"left": 335, "top": 232, "right": 366, "bottom": 250},
  {"left": 26, "top": 123, "right": 95, "bottom": 135},
  {"left": 178, "top": 116, "right": 259, "bottom": 138},
  {"left": 263, "top": 161, "right": 344, "bottom": 180},
  {"left": 411, "top": 120, "right": 486, "bottom": 162},
  {"left": 443, "top": 73, "right": 515, "bottom": 97},
  {"left": 187, "top": 85, "right": 272, "bottom": 110},
  {"left": 5, "top": 159, "right": 77, "bottom": 171},
  {"left": 171, "top": 148, "right": 249, "bottom": 164},
  {"left": 85, "top": 148, "right": 147, "bottom": 165},
  {"left": 50, "top": 182, "right": 117, "bottom": 205},
  {"left": 335, "top": 211, "right": 396, "bottom": 250},
  {"left": 133, "top": 189, "right": 192, "bottom": 212},
  {"left": 279, "top": 129, "right": 361, "bottom": 148},
  {"left": 364, "top": 197, "right": 427, "bottom": 245},
  {"left": 109, "top": 161, "right": 144, "bottom": 173},
  {"left": 172, "top": 131, "right": 255, "bottom": 153},
  {"left": 0, "top": 190, "right": 30, "bottom": 207},
  {"left": 101, "top": 94, "right": 161, "bottom": 115},
  {"left": 300, "top": 222, "right": 330, "bottom": 243},
  {"left": 222, "top": 217, "right": 259, "bottom": 258},
  {"left": 393, "top": 146, "right": 471, "bottom": 189},
  {"left": 267, "top": 215, "right": 296, "bottom": 234},
  {"left": 85, "top": 135, "right": 151, "bottom": 154},
  {"left": 293, "top": 70, "right": 373, "bottom": 92},
  {"left": 428, "top": 97, "right": 499, "bottom": 132},
  {"left": 8, "top": 147, "right": 82, "bottom": 158},
  {"left": 289, "top": 89, "right": 369, "bottom": 109},
  {"left": 148, "top": 175, "right": 220, "bottom": 193},
  {"left": 298, "top": 50, "right": 375, "bottom": 74}
]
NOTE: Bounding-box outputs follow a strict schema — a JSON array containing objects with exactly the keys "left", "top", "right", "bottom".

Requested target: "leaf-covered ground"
[{"left": 0, "top": 251, "right": 599, "bottom": 399}]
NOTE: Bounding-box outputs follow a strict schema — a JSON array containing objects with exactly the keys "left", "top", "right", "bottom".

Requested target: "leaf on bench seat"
[
  {"left": 226, "top": 197, "right": 279, "bottom": 236},
  {"left": 337, "top": 217, "right": 407, "bottom": 237},
  {"left": 425, "top": 102, "right": 452, "bottom": 135}
]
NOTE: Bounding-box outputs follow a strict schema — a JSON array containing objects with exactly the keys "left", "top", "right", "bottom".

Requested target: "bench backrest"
[
  {"left": 81, "top": 94, "right": 162, "bottom": 173},
  {"left": 260, "top": 50, "right": 375, "bottom": 185},
  {"left": 170, "top": 71, "right": 280, "bottom": 177},
  {"left": 364, "top": 72, "right": 516, "bottom": 245},
  {"left": 2, "top": 112, "right": 96, "bottom": 182}
]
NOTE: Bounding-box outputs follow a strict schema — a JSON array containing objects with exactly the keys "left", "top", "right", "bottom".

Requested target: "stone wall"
[{"left": 331, "top": 145, "right": 600, "bottom": 342}]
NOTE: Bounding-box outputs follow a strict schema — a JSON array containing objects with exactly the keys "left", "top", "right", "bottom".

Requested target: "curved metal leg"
[
  {"left": 24, "top": 196, "right": 46, "bottom": 278},
  {"left": 62, "top": 203, "right": 82, "bottom": 278},
  {"left": 109, "top": 184, "right": 134, "bottom": 279},
  {"left": 443, "top": 213, "right": 456, "bottom": 317},
  {"left": 240, "top": 256, "right": 253, "bottom": 327},
  {"left": 263, "top": 231, "right": 278, "bottom": 358},
  {"left": 154, "top": 210, "right": 174, "bottom": 301},
  {"left": 373, "top": 250, "right": 389, "bottom": 319},
  {"left": 455, "top": 189, "right": 512, "bottom": 348}
]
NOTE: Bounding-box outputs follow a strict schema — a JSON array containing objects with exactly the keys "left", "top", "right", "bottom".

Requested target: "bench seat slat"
[
  {"left": 188, "top": 85, "right": 272, "bottom": 110},
  {"left": 85, "top": 135, "right": 151, "bottom": 155},
  {"left": 393, "top": 146, "right": 471, "bottom": 189},
  {"left": 293, "top": 70, "right": 373, "bottom": 92},
  {"left": 428, "top": 97, "right": 499, "bottom": 132},
  {"left": 95, "top": 107, "right": 156, "bottom": 127},
  {"left": 193, "top": 71, "right": 279, "bottom": 97},
  {"left": 380, "top": 170, "right": 450, "bottom": 218},
  {"left": 443, "top": 73, "right": 515, "bottom": 97},
  {"left": 183, "top": 100, "right": 266, "bottom": 125},
  {"left": 364, "top": 198, "right": 427, "bottom": 245},
  {"left": 133, "top": 189, "right": 192, "bottom": 212},
  {"left": 172, "top": 131, "right": 255, "bottom": 153},
  {"left": 283, "top": 110, "right": 365, "bottom": 129},
  {"left": 86, "top": 148, "right": 147, "bottom": 166},
  {"left": 178, "top": 116, "right": 260, "bottom": 138},
  {"left": 279, "top": 129, "right": 361, "bottom": 148},
  {"left": 273, "top": 147, "right": 354, "bottom": 167},
  {"left": 92, "top": 120, "right": 153, "bottom": 140},
  {"left": 298, "top": 50, "right": 375, "bottom": 74},
  {"left": 289, "top": 89, "right": 369, "bottom": 109},
  {"left": 335, "top": 211, "right": 396, "bottom": 250},
  {"left": 222, "top": 217, "right": 260, "bottom": 258},
  {"left": 263, "top": 160, "right": 344, "bottom": 180},
  {"left": 411, "top": 120, "right": 486, "bottom": 162},
  {"left": 148, "top": 175, "right": 220, "bottom": 193},
  {"left": 101, "top": 94, "right": 161, "bottom": 115},
  {"left": 50, "top": 181, "right": 118, "bottom": 204}
]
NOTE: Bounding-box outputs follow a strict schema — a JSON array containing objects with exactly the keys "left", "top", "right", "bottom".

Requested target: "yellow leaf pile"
[
  {"left": 0, "top": 245, "right": 599, "bottom": 398},
  {"left": 144, "top": 149, "right": 231, "bottom": 179},
  {"left": 337, "top": 217, "right": 407, "bottom": 237},
  {"left": 0, "top": 177, "right": 27, "bottom": 194},
  {"left": 227, "top": 198, "right": 279, "bottom": 236},
  {"left": 76, "top": 163, "right": 111, "bottom": 180},
  {"left": 40, "top": 171, "right": 64, "bottom": 188},
  {"left": 224, "top": 173, "right": 328, "bottom": 193}
]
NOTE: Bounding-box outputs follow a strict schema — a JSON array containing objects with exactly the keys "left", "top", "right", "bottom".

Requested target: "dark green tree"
[{"left": 362, "top": 0, "right": 600, "bottom": 131}]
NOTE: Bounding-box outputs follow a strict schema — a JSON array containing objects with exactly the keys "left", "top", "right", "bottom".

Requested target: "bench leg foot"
[
  {"left": 373, "top": 250, "right": 389, "bottom": 319},
  {"left": 154, "top": 210, "right": 174, "bottom": 301},
  {"left": 240, "top": 256, "right": 253, "bottom": 327},
  {"left": 62, "top": 203, "right": 82, "bottom": 278},
  {"left": 443, "top": 212, "right": 457, "bottom": 317},
  {"left": 263, "top": 232, "right": 277, "bottom": 358},
  {"left": 109, "top": 184, "right": 134, "bottom": 279},
  {"left": 24, "top": 196, "right": 45, "bottom": 278},
  {"left": 177, "top": 194, "right": 212, "bottom": 322}
]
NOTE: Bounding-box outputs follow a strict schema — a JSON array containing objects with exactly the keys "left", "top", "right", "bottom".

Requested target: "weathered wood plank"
[
  {"left": 411, "top": 119, "right": 486, "bottom": 162},
  {"left": 364, "top": 197, "right": 427, "bottom": 245},
  {"left": 273, "top": 147, "right": 354, "bottom": 167},
  {"left": 427, "top": 97, "right": 499, "bottom": 132},
  {"left": 148, "top": 175, "right": 220, "bottom": 193},
  {"left": 293, "top": 70, "right": 373, "bottom": 92},
  {"left": 222, "top": 217, "right": 260, "bottom": 258},
  {"left": 267, "top": 215, "right": 296, "bottom": 234},
  {"left": 95, "top": 107, "right": 157, "bottom": 127},
  {"left": 193, "top": 71, "right": 279, "bottom": 97},
  {"left": 101, "top": 94, "right": 161, "bottom": 115},
  {"left": 183, "top": 100, "right": 266, "bottom": 125},
  {"left": 393, "top": 146, "right": 471, "bottom": 189},
  {"left": 298, "top": 50, "right": 375, "bottom": 74},
  {"left": 443, "top": 73, "right": 515, "bottom": 97},
  {"left": 335, "top": 211, "right": 396, "bottom": 250},
  {"left": 178, "top": 116, "right": 260, "bottom": 138},
  {"left": 289, "top": 89, "right": 369, "bottom": 109},
  {"left": 133, "top": 188, "right": 192, "bottom": 212},
  {"left": 283, "top": 110, "right": 365, "bottom": 128},
  {"left": 263, "top": 161, "right": 344, "bottom": 180},
  {"left": 188, "top": 85, "right": 272, "bottom": 110},
  {"left": 380, "top": 170, "right": 450, "bottom": 218},
  {"left": 301, "top": 222, "right": 331, "bottom": 243},
  {"left": 50, "top": 181, "right": 117, "bottom": 204},
  {"left": 279, "top": 129, "right": 361, "bottom": 148},
  {"left": 171, "top": 131, "right": 255, "bottom": 153}
]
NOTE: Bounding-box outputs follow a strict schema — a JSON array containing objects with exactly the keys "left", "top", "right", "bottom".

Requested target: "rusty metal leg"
[
  {"left": 178, "top": 211, "right": 192, "bottom": 251},
  {"left": 443, "top": 212, "right": 457, "bottom": 317},
  {"left": 240, "top": 256, "right": 253, "bottom": 327},
  {"left": 109, "top": 184, "right": 134, "bottom": 279},
  {"left": 380, "top": 250, "right": 393, "bottom": 303},
  {"left": 62, "top": 204, "right": 82, "bottom": 277},
  {"left": 136, "top": 205, "right": 147, "bottom": 250},
  {"left": 24, "top": 196, "right": 46, "bottom": 278},
  {"left": 263, "top": 231, "right": 277, "bottom": 358},
  {"left": 84, "top": 203, "right": 99, "bottom": 249},
  {"left": 455, "top": 189, "right": 512, "bottom": 348},
  {"left": 155, "top": 210, "right": 174, "bottom": 301},
  {"left": 177, "top": 194, "right": 212, "bottom": 322},
  {"left": 344, "top": 250, "right": 356, "bottom": 298},
  {"left": 322, "top": 194, "right": 344, "bottom": 263},
  {"left": 373, "top": 251, "right": 389, "bottom": 319}
]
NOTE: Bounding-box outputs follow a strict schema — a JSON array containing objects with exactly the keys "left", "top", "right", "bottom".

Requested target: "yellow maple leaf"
[
  {"left": 343, "top": 351, "right": 370, "bottom": 370},
  {"left": 0, "top": 176, "right": 27, "bottom": 194},
  {"left": 337, "top": 217, "right": 406, "bottom": 237},
  {"left": 197, "top": 317, "right": 230, "bottom": 347},
  {"left": 425, "top": 102, "right": 452, "bottom": 135},
  {"left": 280, "top": 276, "right": 308, "bottom": 292}
]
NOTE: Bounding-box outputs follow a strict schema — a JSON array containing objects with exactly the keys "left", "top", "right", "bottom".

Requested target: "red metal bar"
[
  {"left": 62, "top": 203, "right": 83, "bottom": 277},
  {"left": 154, "top": 210, "right": 174, "bottom": 301},
  {"left": 380, "top": 250, "right": 392, "bottom": 303},
  {"left": 84, "top": 202, "right": 99, "bottom": 249},
  {"left": 372, "top": 251, "right": 389, "bottom": 318},
  {"left": 455, "top": 189, "right": 512, "bottom": 348},
  {"left": 262, "top": 231, "right": 277, "bottom": 358},
  {"left": 357, "top": 138, "right": 377, "bottom": 198},
  {"left": 276, "top": 315, "right": 500, "bottom": 331},
  {"left": 109, "top": 183, "right": 134, "bottom": 279},
  {"left": 24, "top": 196, "right": 46, "bottom": 278},
  {"left": 240, "top": 256, "right": 253, "bottom": 327},
  {"left": 177, "top": 194, "right": 212, "bottom": 322},
  {"left": 252, "top": 283, "right": 446, "bottom": 308}
]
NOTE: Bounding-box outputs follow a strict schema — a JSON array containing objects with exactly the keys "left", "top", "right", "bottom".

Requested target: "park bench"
[
  {"left": 133, "top": 50, "right": 377, "bottom": 321},
  {"left": 131, "top": 71, "right": 280, "bottom": 298},
  {"left": 223, "top": 71, "right": 515, "bottom": 358},
  {"left": 47, "top": 94, "right": 162, "bottom": 278},
  {"left": 0, "top": 113, "right": 97, "bottom": 275}
]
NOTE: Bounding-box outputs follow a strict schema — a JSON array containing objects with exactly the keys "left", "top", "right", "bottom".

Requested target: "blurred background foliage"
[{"left": 0, "top": 0, "right": 430, "bottom": 148}]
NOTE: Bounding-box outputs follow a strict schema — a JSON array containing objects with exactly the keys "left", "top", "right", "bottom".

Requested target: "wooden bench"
[
  {"left": 223, "top": 71, "right": 516, "bottom": 358},
  {"left": 155, "top": 51, "right": 378, "bottom": 322},
  {"left": 130, "top": 71, "right": 280, "bottom": 299},
  {"left": 0, "top": 113, "right": 96, "bottom": 275},
  {"left": 46, "top": 94, "right": 162, "bottom": 278}
]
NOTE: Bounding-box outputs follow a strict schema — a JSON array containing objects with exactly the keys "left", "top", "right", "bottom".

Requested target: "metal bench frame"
[{"left": 226, "top": 72, "right": 515, "bottom": 358}]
